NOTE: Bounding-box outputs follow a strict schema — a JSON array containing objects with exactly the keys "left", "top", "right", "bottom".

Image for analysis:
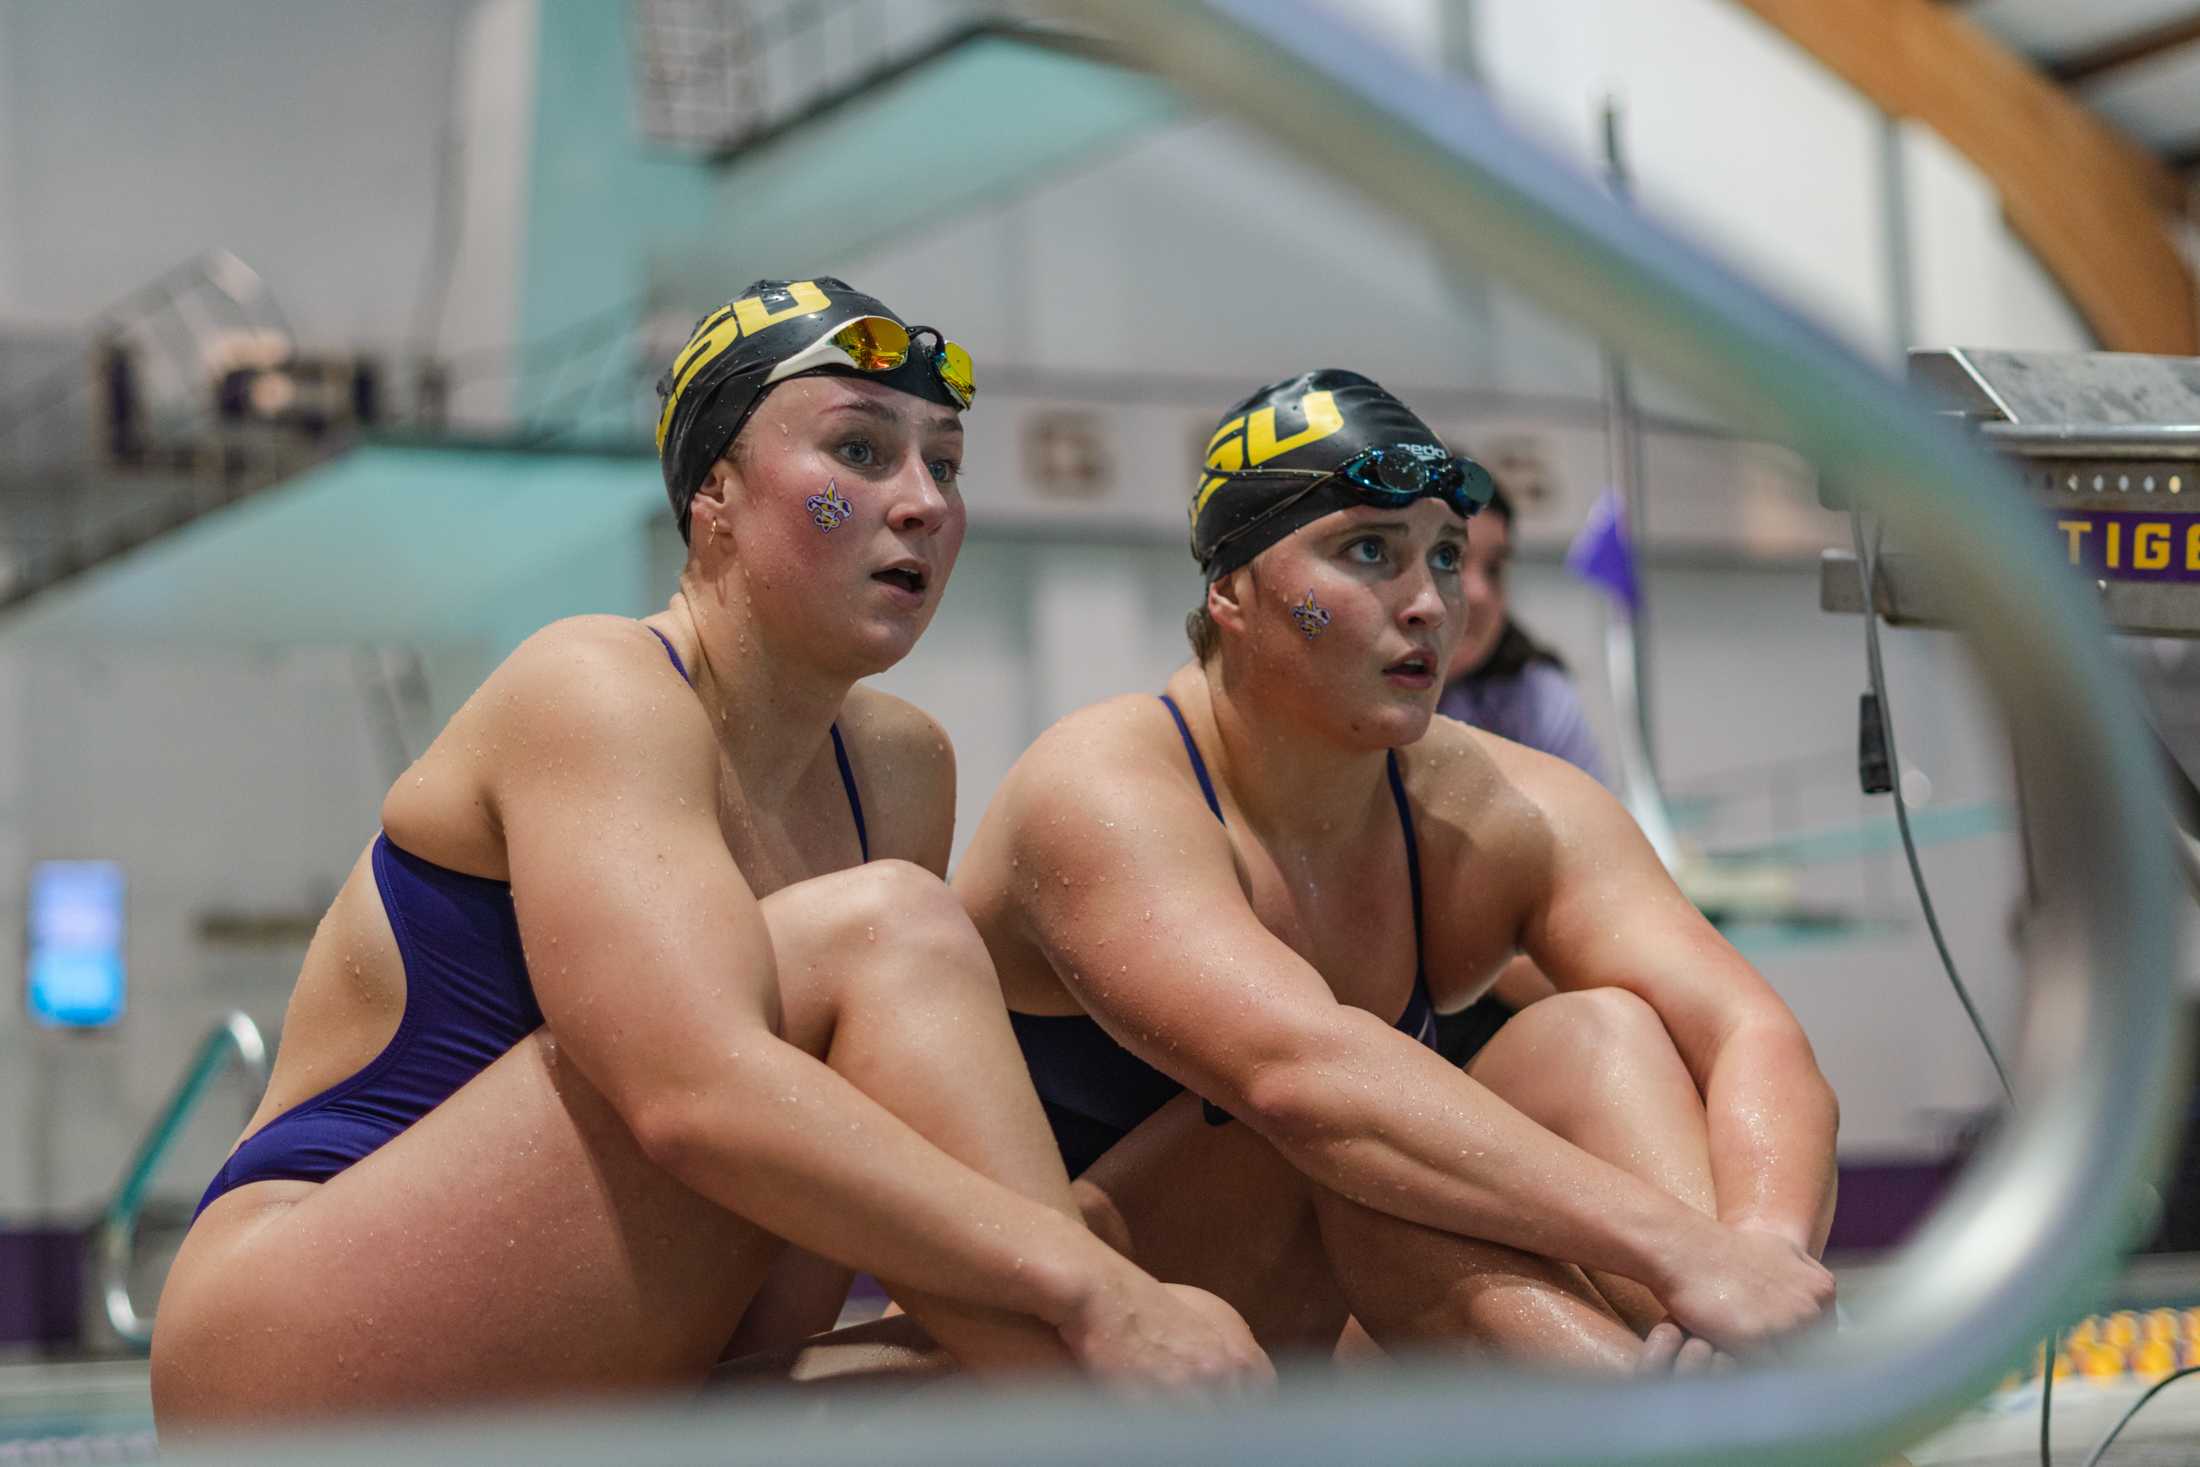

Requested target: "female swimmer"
[
  {"left": 958, "top": 370, "right": 1837, "bottom": 1371},
  {"left": 152, "top": 279, "right": 1265, "bottom": 1434}
]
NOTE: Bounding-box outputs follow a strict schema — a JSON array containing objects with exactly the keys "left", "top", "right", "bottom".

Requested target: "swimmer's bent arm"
[
  {"left": 1007, "top": 742, "right": 1831, "bottom": 1351},
  {"left": 1519, "top": 762, "right": 1840, "bottom": 1253},
  {"left": 486, "top": 631, "right": 1128, "bottom": 1340}
]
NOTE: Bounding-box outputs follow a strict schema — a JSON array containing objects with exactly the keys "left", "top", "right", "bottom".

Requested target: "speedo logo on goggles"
[{"left": 654, "top": 281, "right": 976, "bottom": 453}]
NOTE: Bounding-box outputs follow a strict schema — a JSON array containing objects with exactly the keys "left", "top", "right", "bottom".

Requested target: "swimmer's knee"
[
  {"left": 1522, "top": 987, "right": 1670, "bottom": 1057},
  {"left": 809, "top": 859, "right": 952, "bottom": 932},
  {"left": 844, "top": 860, "right": 990, "bottom": 971},
  {"left": 793, "top": 860, "right": 992, "bottom": 997}
]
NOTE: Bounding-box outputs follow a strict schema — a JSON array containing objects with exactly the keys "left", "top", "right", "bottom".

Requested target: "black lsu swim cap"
[
  {"left": 1189, "top": 369, "right": 1457, "bottom": 581},
  {"left": 654, "top": 277, "right": 969, "bottom": 541}
]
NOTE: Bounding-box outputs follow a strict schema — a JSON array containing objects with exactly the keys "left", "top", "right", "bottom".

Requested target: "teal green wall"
[
  {"left": 521, "top": 1, "right": 715, "bottom": 370},
  {"left": 517, "top": 14, "right": 1179, "bottom": 415}
]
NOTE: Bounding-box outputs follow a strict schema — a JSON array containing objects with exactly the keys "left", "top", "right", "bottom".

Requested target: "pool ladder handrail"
[{"left": 94, "top": 1010, "right": 270, "bottom": 1350}]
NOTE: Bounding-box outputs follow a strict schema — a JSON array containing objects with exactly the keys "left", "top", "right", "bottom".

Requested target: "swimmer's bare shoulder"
[
  {"left": 383, "top": 616, "right": 716, "bottom": 876},
  {"left": 970, "top": 695, "right": 1346, "bottom": 1094},
  {"left": 1412, "top": 711, "right": 1610, "bottom": 860},
  {"left": 1010, "top": 693, "right": 1209, "bottom": 806},
  {"left": 1415, "top": 711, "right": 1708, "bottom": 998},
  {"left": 975, "top": 693, "right": 1237, "bottom": 897},
  {"left": 1407, "top": 715, "right": 1621, "bottom": 995},
  {"left": 835, "top": 684, "right": 956, "bottom": 873}
]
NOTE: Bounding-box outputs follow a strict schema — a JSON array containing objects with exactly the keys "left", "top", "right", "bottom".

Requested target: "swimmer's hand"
[
  {"left": 1635, "top": 1322, "right": 1735, "bottom": 1374},
  {"left": 1656, "top": 1218, "right": 1835, "bottom": 1355},
  {"left": 1058, "top": 1276, "right": 1274, "bottom": 1396}
]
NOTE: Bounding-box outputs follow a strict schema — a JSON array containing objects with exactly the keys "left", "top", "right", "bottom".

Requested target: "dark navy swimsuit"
[
  {"left": 1010, "top": 693, "right": 1439, "bottom": 1178},
  {"left": 194, "top": 627, "right": 868, "bottom": 1218}
]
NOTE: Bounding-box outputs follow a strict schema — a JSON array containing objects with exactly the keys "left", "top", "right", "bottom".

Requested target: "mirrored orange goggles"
[{"left": 763, "top": 315, "right": 975, "bottom": 409}]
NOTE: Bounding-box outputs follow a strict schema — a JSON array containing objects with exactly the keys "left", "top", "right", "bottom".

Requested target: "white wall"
[
  {"left": 1901, "top": 120, "right": 2093, "bottom": 354},
  {"left": 1473, "top": 0, "right": 1897, "bottom": 361},
  {"left": 850, "top": 112, "right": 1602, "bottom": 398},
  {"left": 0, "top": 3, "right": 15, "bottom": 310},
  {"left": 440, "top": 0, "right": 541, "bottom": 420},
  {"left": 0, "top": 0, "right": 529, "bottom": 365}
]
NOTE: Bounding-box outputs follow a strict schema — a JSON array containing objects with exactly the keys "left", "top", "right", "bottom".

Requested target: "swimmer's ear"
[
  {"left": 690, "top": 459, "right": 738, "bottom": 539},
  {"left": 1206, "top": 566, "right": 1254, "bottom": 641}
]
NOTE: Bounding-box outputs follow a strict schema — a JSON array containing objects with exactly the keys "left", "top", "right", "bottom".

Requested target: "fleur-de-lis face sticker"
[
  {"left": 1290, "top": 589, "right": 1331, "bottom": 641},
  {"left": 804, "top": 478, "right": 853, "bottom": 532}
]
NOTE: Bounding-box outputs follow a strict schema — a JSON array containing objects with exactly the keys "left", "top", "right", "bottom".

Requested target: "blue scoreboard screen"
[{"left": 26, "top": 860, "right": 126, "bottom": 1029}]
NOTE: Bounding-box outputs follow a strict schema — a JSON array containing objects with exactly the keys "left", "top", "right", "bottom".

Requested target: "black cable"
[
  {"left": 1848, "top": 503, "right": 2058, "bottom": 1463},
  {"left": 2040, "top": 1327, "right": 2056, "bottom": 1467},
  {"left": 2079, "top": 1363, "right": 2200, "bottom": 1466},
  {"left": 1849, "top": 504, "right": 2015, "bottom": 1100}
]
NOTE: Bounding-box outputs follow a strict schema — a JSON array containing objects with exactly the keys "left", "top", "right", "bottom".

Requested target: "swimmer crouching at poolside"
[
  {"left": 956, "top": 369, "right": 1838, "bottom": 1371},
  {"left": 152, "top": 278, "right": 1266, "bottom": 1435}
]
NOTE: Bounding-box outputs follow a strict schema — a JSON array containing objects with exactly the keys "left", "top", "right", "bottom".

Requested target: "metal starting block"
[{"left": 1823, "top": 348, "right": 2200, "bottom": 639}]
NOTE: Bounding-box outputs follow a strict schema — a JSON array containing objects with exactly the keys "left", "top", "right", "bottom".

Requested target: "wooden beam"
[
  {"left": 1733, "top": 0, "right": 2197, "bottom": 354},
  {"left": 2049, "top": 11, "right": 2200, "bottom": 86}
]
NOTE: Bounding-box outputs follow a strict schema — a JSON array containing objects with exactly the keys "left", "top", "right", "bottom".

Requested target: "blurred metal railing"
[
  {"left": 0, "top": 252, "right": 321, "bottom": 613},
  {"left": 171, "top": 2, "right": 2186, "bottom": 1462},
  {"left": 632, "top": 0, "right": 990, "bottom": 155},
  {"left": 93, "top": 1012, "right": 269, "bottom": 1350},
  {"left": 0, "top": 249, "right": 293, "bottom": 461}
]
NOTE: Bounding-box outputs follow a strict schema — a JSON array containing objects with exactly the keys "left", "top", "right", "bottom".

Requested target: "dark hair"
[
  {"left": 1186, "top": 601, "right": 1220, "bottom": 663},
  {"left": 1472, "top": 617, "right": 1566, "bottom": 680},
  {"left": 1457, "top": 481, "right": 1566, "bottom": 681}
]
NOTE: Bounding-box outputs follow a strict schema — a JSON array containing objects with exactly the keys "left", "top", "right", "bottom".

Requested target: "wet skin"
[
  {"left": 153, "top": 376, "right": 1267, "bottom": 1435},
  {"left": 958, "top": 500, "right": 1839, "bottom": 1369}
]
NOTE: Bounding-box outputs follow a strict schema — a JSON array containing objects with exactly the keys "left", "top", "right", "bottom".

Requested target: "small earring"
[{"left": 1290, "top": 589, "right": 1331, "bottom": 641}]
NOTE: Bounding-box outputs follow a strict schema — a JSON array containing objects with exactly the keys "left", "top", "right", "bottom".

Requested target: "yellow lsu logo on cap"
[
  {"left": 656, "top": 280, "right": 833, "bottom": 451},
  {"left": 1191, "top": 390, "right": 1344, "bottom": 521}
]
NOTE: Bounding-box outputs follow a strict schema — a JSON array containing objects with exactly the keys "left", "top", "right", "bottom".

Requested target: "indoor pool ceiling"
[{"left": 1963, "top": 0, "right": 2200, "bottom": 165}]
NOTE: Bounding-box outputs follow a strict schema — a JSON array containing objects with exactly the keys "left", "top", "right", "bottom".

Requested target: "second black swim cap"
[
  {"left": 1189, "top": 369, "right": 1455, "bottom": 580},
  {"left": 654, "top": 277, "right": 967, "bottom": 541}
]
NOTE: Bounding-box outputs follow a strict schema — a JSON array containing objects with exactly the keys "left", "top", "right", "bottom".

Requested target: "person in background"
[{"left": 1432, "top": 481, "right": 1605, "bottom": 1064}]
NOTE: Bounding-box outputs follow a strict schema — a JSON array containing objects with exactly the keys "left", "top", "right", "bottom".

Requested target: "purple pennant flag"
[{"left": 1566, "top": 486, "right": 1640, "bottom": 615}]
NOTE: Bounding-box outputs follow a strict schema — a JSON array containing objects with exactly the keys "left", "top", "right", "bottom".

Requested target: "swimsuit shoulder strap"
[
  {"left": 1157, "top": 693, "right": 1225, "bottom": 824},
  {"left": 644, "top": 624, "right": 866, "bottom": 863},
  {"left": 645, "top": 625, "right": 692, "bottom": 685},
  {"left": 1385, "top": 750, "right": 1427, "bottom": 982},
  {"left": 829, "top": 724, "right": 870, "bottom": 862}
]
